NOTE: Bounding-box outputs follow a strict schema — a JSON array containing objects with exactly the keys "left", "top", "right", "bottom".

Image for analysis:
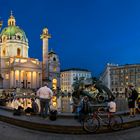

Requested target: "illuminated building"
[
  {"left": 61, "top": 68, "right": 92, "bottom": 92},
  {"left": 0, "top": 12, "right": 60, "bottom": 89},
  {"left": 100, "top": 63, "right": 140, "bottom": 94}
]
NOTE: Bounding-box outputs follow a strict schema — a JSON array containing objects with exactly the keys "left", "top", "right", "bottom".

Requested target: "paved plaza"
[{"left": 0, "top": 121, "right": 140, "bottom": 140}]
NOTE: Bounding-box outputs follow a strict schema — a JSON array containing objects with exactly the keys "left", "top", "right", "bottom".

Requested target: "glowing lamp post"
[{"left": 51, "top": 95, "right": 57, "bottom": 110}]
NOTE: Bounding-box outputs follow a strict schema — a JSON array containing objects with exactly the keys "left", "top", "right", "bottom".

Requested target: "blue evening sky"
[{"left": 1, "top": 0, "right": 140, "bottom": 76}]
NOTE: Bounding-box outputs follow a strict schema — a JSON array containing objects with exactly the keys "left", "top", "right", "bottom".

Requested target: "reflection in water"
[
  {"left": 5, "top": 96, "right": 73, "bottom": 113},
  {"left": 2, "top": 95, "right": 128, "bottom": 113},
  {"left": 6, "top": 98, "right": 40, "bottom": 111}
]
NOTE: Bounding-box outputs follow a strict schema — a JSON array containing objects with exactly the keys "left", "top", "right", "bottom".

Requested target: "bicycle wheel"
[
  {"left": 83, "top": 116, "right": 100, "bottom": 133},
  {"left": 109, "top": 115, "right": 123, "bottom": 131}
]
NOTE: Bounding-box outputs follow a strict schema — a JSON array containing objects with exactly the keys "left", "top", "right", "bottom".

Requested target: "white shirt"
[
  {"left": 108, "top": 101, "right": 116, "bottom": 113},
  {"left": 37, "top": 86, "right": 53, "bottom": 99}
]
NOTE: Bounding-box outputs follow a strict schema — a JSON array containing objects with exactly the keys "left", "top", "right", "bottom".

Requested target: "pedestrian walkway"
[{"left": 0, "top": 106, "right": 140, "bottom": 134}]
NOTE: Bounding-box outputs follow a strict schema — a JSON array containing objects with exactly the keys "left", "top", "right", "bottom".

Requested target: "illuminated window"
[
  {"left": 53, "top": 67, "right": 57, "bottom": 72},
  {"left": 5, "top": 73, "right": 9, "bottom": 79},
  {"left": 15, "top": 59, "right": 19, "bottom": 62},
  {"left": 3, "top": 49, "right": 6, "bottom": 56},
  {"left": 17, "top": 48, "right": 21, "bottom": 57},
  {"left": 31, "top": 60, "right": 36, "bottom": 64},
  {"left": 20, "top": 59, "right": 27, "bottom": 63},
  {"left": 125, "top": 76, "right": 128, "bottom": 79},
  {"left": 5, "top": 62, "right": 9, "bottom": 66}
]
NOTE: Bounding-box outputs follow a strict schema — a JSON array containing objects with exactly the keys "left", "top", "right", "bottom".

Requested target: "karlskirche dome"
[{"left": 0, "top": 12, "right": 28, "bottom": 42}]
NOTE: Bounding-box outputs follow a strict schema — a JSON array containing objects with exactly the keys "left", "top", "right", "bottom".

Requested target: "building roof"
[
  {"left": 48, "top": 49, "right": 56, "bottom": 55},
  {"left": 0, "top": 26, "right": 27, "bottom": 40},
  {"left": 61, "top": 68, "right": 91, "bottom": 72},
  {"left": 0, "top": 12, "right": 27, "bottom": 41}
]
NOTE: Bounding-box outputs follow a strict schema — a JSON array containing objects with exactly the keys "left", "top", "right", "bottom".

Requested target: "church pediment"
[{"left": 12, "top": 60, "right": 42, "bottom": 69}]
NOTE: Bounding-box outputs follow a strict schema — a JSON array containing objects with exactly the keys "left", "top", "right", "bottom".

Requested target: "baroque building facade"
[{"left": 0, "top": 12, "right": 60, "bottom": 89}]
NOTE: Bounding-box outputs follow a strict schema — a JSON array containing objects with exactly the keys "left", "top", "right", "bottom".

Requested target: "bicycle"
[{"left": 83, "top": 108, "right": 123, "bottom": 133}]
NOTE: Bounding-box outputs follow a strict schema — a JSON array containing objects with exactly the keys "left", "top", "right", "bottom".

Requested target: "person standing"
[
  {"left": 107, "top": 96, "right": 116, "bottom": 113},
  {"left": 128, "top": 85, "right": 138, "bottom": 117},
  {"left": 37, "top": 82, "right": 53, "bottom": 118}
]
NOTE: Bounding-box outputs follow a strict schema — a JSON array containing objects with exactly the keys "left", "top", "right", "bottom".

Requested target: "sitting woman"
[
  {"left": 13, "top": 106, "right": 24, "bottom": 116},
  {"left": 25, "top": 98, "right": 39, "bottom": 115}
]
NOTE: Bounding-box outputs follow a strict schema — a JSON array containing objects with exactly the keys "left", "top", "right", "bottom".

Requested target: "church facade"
[{"left": 0, "top": 12, "right": 60, "bottom": 90}]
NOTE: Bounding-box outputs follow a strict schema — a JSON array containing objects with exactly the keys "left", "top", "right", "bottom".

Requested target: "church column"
[
  {"left": 40, "top": 73, "right": 42, "bottom": 87},
  {"left": 36, "top": 72, "right": 37, "bottom": 88},
  {"left": 23, "top": 71, "right": 26, "bottom": 88},
  {"left": 19, "top": 70, "right": 21, "bottom": 88},
  {"left": 39, "top": 73, "right": 41, "bottom": 87},
  {"left": 8, "top": 71, "right": 11, "bottom": 88},
  {"left": 31, "top": 72, "right": 33, "bottom": 88},
  {"left": 40, "top": 28, "right": 51, "bottom": 82},
  {"left": 13, "top": 70, "right": 15, "bottom": 88}
]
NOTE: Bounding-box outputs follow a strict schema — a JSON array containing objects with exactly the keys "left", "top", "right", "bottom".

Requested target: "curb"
[{"left": 0, "top": 108, "right": 140, "bottom": 134}]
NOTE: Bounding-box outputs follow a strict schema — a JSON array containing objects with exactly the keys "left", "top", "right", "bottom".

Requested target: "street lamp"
[{"left": 0, "top": 19, "right": 3, "bottom": 89}]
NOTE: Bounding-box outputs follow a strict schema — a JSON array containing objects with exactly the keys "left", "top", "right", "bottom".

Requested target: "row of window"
[
  {"left": 111, "top": 67, "right": 140, "bottom": 75},
  {"left": 61, "top": 73, "right": 91, "bottom": 78},
  {"left": 112, "top": 88, "right": 123, "bottom": 92},
  {"left": 0, "top": 35, "right": 27, "bottom": 43},
  {"left": 2, "top": 48, "right": 21, "bottom": 57},
  {"left": 111, "top": 75, "right": 140, "bottom": 80}
]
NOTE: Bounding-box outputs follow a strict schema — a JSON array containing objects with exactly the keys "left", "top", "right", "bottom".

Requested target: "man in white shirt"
[{"left": 37, "top": 82, "right": 53, "bottom": 118}]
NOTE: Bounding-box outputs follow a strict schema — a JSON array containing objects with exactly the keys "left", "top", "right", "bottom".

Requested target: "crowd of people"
[
  {"left": 0, "top": 82, "right": 55, "bottom": 119},
  {"left": 0, "top": 82, "right": 140, "bottom": 121}
]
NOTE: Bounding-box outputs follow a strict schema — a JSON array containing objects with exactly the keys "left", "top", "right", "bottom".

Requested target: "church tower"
[{"left": 40, "top": 28, "right": 51, "bottom": 82}]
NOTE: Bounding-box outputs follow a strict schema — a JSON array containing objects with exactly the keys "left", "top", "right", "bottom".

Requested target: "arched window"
[
  {"left": 3, "top": 49, "right": 6, "bottom": 56},
  {"left": 17, "top": 48, "right": 21, "bottom": 57},
  {"left": 17, "top": 35, "right": 21, "bottom": 40},
  {"left": 53, "top": 67, "right": 57, "bottom": 72},
  {"left": 53, "top": 57, "right": 56, "bottom": 61}
]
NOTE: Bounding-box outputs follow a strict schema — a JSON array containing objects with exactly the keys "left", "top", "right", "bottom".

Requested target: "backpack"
[
  {"left": 132, "top": 89, "right": 138, "bottom": 100},
  {"left": 82, "top": 101, "right": 89, "bottom": 114},
  {"left": 49, "top": 110, "right": 57, "bottom": 121}
]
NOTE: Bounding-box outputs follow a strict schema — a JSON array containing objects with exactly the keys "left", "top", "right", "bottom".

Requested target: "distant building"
[
  {"left": 60, "top": 68, "right": 92, "bottom": 92},
  {"left": 0, "top": 12, "right": 60, "bottom": 89},
  {"left": 100, "top": 63, "right": 140, "bottom": 94}
]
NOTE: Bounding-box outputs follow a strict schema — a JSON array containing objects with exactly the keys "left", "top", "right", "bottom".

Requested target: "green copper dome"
[{"left": 0, "top": 26, "right": 27, "bottom": 40}]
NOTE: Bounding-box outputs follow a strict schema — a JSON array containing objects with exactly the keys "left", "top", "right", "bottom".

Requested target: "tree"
[{"left": 72, "top": 77, "right": 85, "bottom": 92}]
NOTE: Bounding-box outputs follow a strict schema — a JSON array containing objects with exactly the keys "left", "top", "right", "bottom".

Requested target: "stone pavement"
[{"left": 0, "top": 106, "right": 140, "bottom": 134}]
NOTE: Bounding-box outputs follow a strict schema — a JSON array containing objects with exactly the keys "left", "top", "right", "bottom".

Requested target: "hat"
[{"left": 128, "top": 84, "right": 134, "bottom": 88}]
